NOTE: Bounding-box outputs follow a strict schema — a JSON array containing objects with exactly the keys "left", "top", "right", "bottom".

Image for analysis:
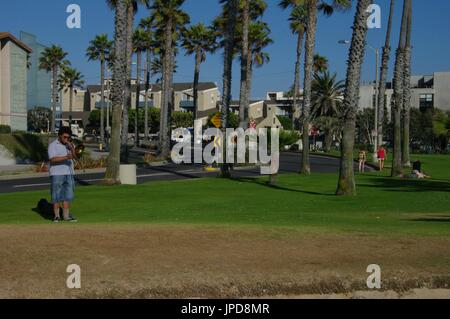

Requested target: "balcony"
[
  {"left": 180, "top": 100, "right": 194, "bottom": 109},
  {"left": 95, "top": 101, "right": 154, "bottom": 109}
]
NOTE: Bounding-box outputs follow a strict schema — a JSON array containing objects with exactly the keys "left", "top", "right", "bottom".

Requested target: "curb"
[{"left": 0, "top": 168, "right": 107, "bottom": 181}]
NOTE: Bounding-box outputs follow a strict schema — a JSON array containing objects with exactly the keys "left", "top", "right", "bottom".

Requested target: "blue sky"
[{"left": 2, "top": 0, "right": 450, "bottom": 99}]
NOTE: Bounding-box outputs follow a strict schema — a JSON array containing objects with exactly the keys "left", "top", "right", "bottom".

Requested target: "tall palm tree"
[
  {"left": 377, "top": 0, "right": 395, "bottom": 148},
  {"left": 132, "top": 28, "right": 151, "bottom": 146},
  {"left": 311, "top": 71, "right": 344, "bottom": 151},
  {"left": 313, "top": 53, "right": 328, "bottom": 74},
  {"left": 402, "top": 0, "right": 413, "bottom": 167},
  {"left": 238, "top": 0, "right": 250, "bottom": 129},
  {"left": 311, "top": 71, "right": 344, "bottom": 116},
  {"left": 39, "top": 45, "right": 69, "bottom": 133},
  {"left": 280, "top": 0, "right": 351, "bottom": 175},
  {"left": 287, "top": 5, "right": 307, "bottom": 129},
  {"left": 139, "top": 17, "right": 155, "bottom": 141},
  {"left": 392, "top": 0, "right": 411, "bottom": 177},
  {"left": 246, "top": 21, "right": 273, "bottom": 101},
  {"left": 150, "top": 0, "right": 190, "bottom": 159},
  {"left": 220, "top": 0, "right": 239, "bottom": 177},
  {"left": 106, "top": 0, "right": 150, "bottom": 161},
  {"left": 336, "top": 0, "right": 371, "bottom": 196},
  {"left": 181, "top": 23, "right": 218, "bottom": 120},
  {"left": 105, "top": 0, "right": 128, "bottom": 183},
  {"left": 58, "top": 67, "right": 85, "bottom": 126},
  {"left": 86, "top": 34, "right": 113, "bottom": 143}
]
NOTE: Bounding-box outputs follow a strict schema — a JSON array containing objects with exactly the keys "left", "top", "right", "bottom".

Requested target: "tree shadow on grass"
[
  {"left": 404, "top": 215, "right": 450, "bottom": 223},
  {"left": 230, "top": 176, "right": 334, "bottom": 196},
  {"left": 358, "top": 176, "right": 450, "bottom": 193}
]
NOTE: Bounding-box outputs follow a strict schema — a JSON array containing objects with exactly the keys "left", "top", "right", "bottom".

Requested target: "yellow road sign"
[{"left": 211, "top": 114, "right": 221, "bottom": 128}]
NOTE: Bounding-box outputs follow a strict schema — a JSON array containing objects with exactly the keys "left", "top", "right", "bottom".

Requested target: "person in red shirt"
[{"left": 377, "top": 146, "right": 387, "bottom": 171}]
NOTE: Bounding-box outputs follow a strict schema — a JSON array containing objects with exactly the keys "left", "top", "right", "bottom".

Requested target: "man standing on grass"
[{"left": 48, "top": 126, "right": 78, "bottom": 223}]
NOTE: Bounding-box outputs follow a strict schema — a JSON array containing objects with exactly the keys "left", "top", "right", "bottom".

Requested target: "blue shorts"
[{"left": 51, "top": 175, "right": 75, "bottom": 204}]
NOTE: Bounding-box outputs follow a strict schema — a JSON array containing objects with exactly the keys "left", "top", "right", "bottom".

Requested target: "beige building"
[
  {"left": 86, "top": 81, "right": 219, "bottom": 112},
  {"left": 0, "top": 33, "right": 31, "bottom": 131},
  {"left": 230, "top": 100, "right": 283, "bottom": 129}
]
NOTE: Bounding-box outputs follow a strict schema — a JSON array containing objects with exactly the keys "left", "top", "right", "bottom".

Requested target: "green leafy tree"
[{"left": 28, "top": 107, "right": 52, "bottom": 133}]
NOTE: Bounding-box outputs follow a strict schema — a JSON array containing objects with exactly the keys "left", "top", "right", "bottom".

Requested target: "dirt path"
[{"left": 0, "top": 224, "right": 449, "bottom": 298}]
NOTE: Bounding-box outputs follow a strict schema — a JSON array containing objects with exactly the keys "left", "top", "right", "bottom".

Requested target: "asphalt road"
[{"left": 0, "top": 153, "right": 364, "bottom": 194}]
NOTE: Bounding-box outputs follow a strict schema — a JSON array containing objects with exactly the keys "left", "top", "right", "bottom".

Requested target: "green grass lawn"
[{"left": 0, "top": 155, "right": 449, "bottom": 237}]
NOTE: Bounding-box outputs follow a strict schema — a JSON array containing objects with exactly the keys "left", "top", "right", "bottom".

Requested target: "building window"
[{"left": 419, "top": 94, "right": 434, "bottom": 110}]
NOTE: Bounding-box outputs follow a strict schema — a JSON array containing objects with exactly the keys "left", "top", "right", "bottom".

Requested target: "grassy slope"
[{"left": 0, "top": 155, "right": 449, "bottom": 237}]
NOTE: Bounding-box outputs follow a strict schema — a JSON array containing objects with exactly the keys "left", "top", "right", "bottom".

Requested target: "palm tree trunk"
[
  {"left": 301, "top": 0, "right": 318, "bottom": 175},
  {"left": 324, "top": 127, "right": 333, "bottom": 152},
  {"left": 121, "top": 4, "right": 134, "bottom": 162},
  {"left": 292, "top": 30, "right": 304, "bottom": 130},
  {"left": 159, "top": 16, "right": 173, "bottom": 159},
  {"left": 336, "top": 0, "right": 371, "bottom": 196},
  {"left": 238, "top": 0, "right": 250, "bottom": 129},
  {"left": 246, "top": 50, "right": 253, "bottom": 111},
  {"left": 69, "top": 87, "right": 73, "bottom": 126},
  {"left": 392, "top": 0, "right": 410, "bottom": 177},
  {"left": 135, "top": 51, "right": 142, "bottom": 147},
  {"left": 105, "top": 0, "right": 127, "bottom": 183},
  {"left": 144, "top": 49, "right": 150, "bottom": 141},
  {"left": 377, "top": 0, "right": 395, "bottom": 147},
  {"left": 193, "top": 50, "right": 201, "bottom": 121},
  {"left": 402, "top": 2, "right": 412, "bottom": 168},
  {"left": 52, "top": 67, "right": 57, "bottom": 133},
  {"left": 100, "top": 57, "right": 105, "bottom": 144},
  {"left": 220, "top": 0, "right": 239, "bottom": 178}
]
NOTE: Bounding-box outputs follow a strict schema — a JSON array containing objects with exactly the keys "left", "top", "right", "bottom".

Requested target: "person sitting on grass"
[{"left": 48, "top": 127, "right": 78, "bottom": 223}]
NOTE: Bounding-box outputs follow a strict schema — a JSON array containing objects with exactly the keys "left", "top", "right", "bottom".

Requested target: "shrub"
[
  {"left": 277, "top": 116, "right": 293, "bottom": 131},
  {"left": 0, "top": 133, "right": 49, "bottom": 163},
  {"left": 0, "top": 125, "right": 11, "bottom": 134}
]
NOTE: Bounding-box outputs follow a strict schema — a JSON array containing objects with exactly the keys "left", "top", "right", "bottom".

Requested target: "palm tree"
[
  {"left": 238, "top": 0, "right": 250, "bottom": 129},
  {"left": 58, "top": 67, "right": 85, "bottom": 126},
  {"left": 181, "top": 23, "right": 218, "bottom": 120},
  {"left": 313, "top": 54, "right": 328, "bottom": 74},
  {"left": 311, "top": 71, "right": 344, "bottom": 151},
  {"left": 402, "top": 0, "right": 413, "bottom": 167},
  {"left": 246, "top": 21, "right": 273, "bottom": 101},
  {"left": 287, "top": 5, "right": 307, "bottom": 129},
  {"left": 377, "top": 0, "right": 395, "bottom": 148},
  {"left": 139, "top": 17, "right": 155, "bottom": 141},
  {"left": 336, "top": 0, "right": 371, "bottom": 196},
  {"left": 132, "top": 28, "right": 151, "bottom": 146},
  {"left": 105, "top": 0, "right": 128, "bottom": 183},
  {"left": 39, "top": 45, "right": 69, "bottom": 133},
  {"left": 280, "top": 0, "right": 351, "bottom": 175},
  {"left": 86, "top": 34, "right": 113, "bottom": 144},
  {"left": 220, "top": 0, "right": 239, "bottom": 177},
  {"left": 106, "top": 0, "right": 150, "bottom": 161},
  {"left": 392, "top": 0, "right": 411, "bottom": 177},
  {"left": 150, "top": 0, "right": 190, "bottom": 159}
]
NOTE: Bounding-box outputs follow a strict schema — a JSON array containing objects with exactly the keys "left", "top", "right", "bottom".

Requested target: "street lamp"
[{"left": 339, "top": 40, "right": 380, "bottom": 163}]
